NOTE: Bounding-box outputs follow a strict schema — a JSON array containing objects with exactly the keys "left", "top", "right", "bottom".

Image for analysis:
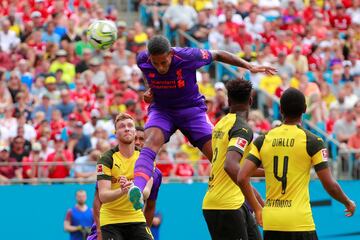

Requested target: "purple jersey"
[{"left": 137, "top": 47, "right": 213, "bottom": 108}]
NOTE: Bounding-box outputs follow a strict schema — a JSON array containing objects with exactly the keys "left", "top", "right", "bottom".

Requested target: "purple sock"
[{"left": 134, "top": 147, "right": 157, "bottom": 192}]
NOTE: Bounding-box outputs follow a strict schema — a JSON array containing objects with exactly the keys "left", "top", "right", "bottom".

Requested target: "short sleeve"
[
  {"left": 183, "top": 48, "right": 213, "bottom": 69},
  {"left": 227, "top": 121, "right": 253, "bottom": 156},
  {"left": 246, "top": 135, "right": 265, "bottom": 167},
  {"left": 96, "top": 150, "right": 114, "bottom": 181},
  {"left": 65, "top": 209, "right": 72, "bottom": 221},
  {"left": 303, "top": 129, "right": 329, "bottom": 172},
  {"left": 309, "top": 138, "right": 329, "bottom": 172}
]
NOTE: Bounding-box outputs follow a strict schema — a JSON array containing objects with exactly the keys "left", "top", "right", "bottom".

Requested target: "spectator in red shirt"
[
  {"left": 287, "top": 17, "right": 305, "bottom": 37},
  {"left": 50, "top": 109, "right": 66, "bottom": 135},
  {"left": 249, "top": 110, "right": 271, "bottom": 133},
  {"left": 282, "top": 1, "right": 302, "bottom": 28},
  {"left": 46, "top": 135, "right": 74, "bottom": 179},
  {"left": 234, "top": 24, "right": 252, "bottom": 50},
  {"left": 156, "top": 149, "right": 174, "bottom": 180},
  {"left": 0, "top": 145, "right": 22, "bottom": 184},
  {"left": 330, "top": 4, "right": 352, "bottom": 31},
  {"left": 32, "top": 0, "right": 49, "bottom": 20},
  {"left": 348, "top": 119, "right": 360, "bottom": 149},
  {"left": 73, "top": 0, "right": 92, "bottom": 10},
  {"left": 205, "top": 98, "right": 216, "bottom": 125},
  {"left": 274, "top": 72, "right": 290, "bottom": 98},
  {"left": 303, "top": 0, "right": 321, "bottom": 23},
  {"left": 22, "top": 142, "right": 45, "bottom": 180},
  {"left": 72, "top": 99, "right": 90, "bottom": 124},
  {"left": 261, "top": 21, "right": 277, "bottom": 44},
  {"left": 270, "top": 31, "right": 291, "bottom": 56},
  {"left": 118, "top": 79, "right": 138, "bottom": 103},
  {"left": 174, "top": 151, "right": 194, "bottom": 183},
  {"left": 71, "top": 78, "right": 92, "bottom": 103}
]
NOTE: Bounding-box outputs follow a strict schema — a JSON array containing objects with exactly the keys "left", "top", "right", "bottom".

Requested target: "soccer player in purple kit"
[{"left": 129, "top": 35, "right": 276, "bottom": 209}]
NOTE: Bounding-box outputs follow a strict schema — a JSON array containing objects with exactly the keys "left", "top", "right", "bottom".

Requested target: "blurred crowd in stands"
[{"left": 0, "top": 0, "right": 359, "bottom": 183}]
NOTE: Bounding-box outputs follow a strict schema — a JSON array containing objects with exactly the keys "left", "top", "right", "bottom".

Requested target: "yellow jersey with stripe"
[
  {"left": 203, "top": 113, "right": 253, "bottom": 210},
  {"left": 97, "top": 147, "right": 145, "bottom": 226},
  {"left": 247, "top": 125, "right": 329, "bottom": 231}
]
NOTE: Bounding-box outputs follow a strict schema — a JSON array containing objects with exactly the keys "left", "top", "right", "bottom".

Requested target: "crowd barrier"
[{"left": 1, "top": 181, "right": 359, "bottom": 240}]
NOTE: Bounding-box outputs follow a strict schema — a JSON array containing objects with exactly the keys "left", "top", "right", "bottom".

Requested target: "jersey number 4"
[{"left": 273, "top": 156, "right": 289, "bottom": 194}]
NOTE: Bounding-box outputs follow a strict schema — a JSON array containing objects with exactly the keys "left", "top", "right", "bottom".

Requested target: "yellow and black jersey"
[
  {"left": 97, "top": 147, "right": 145, "bottom": 226},
  {"left": 247, "top": 124, "right": 329, "bottom": 231},
  {"left": 203, "top": 113, "right": 253, "bottom": 210}
]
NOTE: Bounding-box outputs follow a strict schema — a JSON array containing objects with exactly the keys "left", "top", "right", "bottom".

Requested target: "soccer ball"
[{"left": 87, "top": 20, "right": 118, "bottom": 50}]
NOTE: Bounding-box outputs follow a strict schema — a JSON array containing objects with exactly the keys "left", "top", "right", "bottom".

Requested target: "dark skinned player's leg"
[{"left": 201, "top": 139, "right": 213, "bottom": 162}]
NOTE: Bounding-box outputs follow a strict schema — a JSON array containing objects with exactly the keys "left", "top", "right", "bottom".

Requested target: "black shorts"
[
  {"left": 203, "top": 204, "right": 261, "bottom": 240},
  {"left": 101, "top": 222, "right": 153, "bottom": 240},
  {"left": 264, "top": 230, "right": 318, "bottom": 240}
]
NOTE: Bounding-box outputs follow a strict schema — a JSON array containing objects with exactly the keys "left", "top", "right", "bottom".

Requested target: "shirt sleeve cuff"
[
  {"left": 314, "top": 161, "right": 329, "bottom": 172},
  {"left": 227, "top": 146, "right": 244, "bottom": 156},
  {"left": 97, "top": 175, "right": 112, "bottom": 181},
  {"left": 247, "top": 154, "right": 262, "bottom": 167}
]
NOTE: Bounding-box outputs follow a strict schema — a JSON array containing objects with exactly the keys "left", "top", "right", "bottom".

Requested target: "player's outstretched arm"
[
  {"left": 210, "top": 50, "right": 277, "bottom": 75},
  {"left": 143, "top": 88, "right": 153, "bottom": 104},
  {"left": 316, "top": 167, "right": 356, "bottom": 217},
  {"left": 237, "top": 159, "right": 263, "bottom": 226}
]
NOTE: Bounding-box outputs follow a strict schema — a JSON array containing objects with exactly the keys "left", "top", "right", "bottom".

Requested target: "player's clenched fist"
[
  {"left": 143, "top": 89, "right": 153, "bottom": 103},
  {"left": 344, "top": 200, "right": 356, "bottom": 217},
  {"left": 119, "top": 176, "right": 132, "bottom": 194}
]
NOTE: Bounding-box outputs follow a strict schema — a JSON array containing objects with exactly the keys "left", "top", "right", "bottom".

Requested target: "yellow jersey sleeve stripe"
[
  {"left": 98, "top": 147, "right": 118, "bottom": 168},
  {"left": 227, "top": 146, "right": 244, "bottom": 155},
  {"left": 247, "top": 154, "right": 262, "bottom": 167},
  {"left": 97, "top": 147, "right": 118, "bottom": 181},
  {"left": 97, "top": 174, "right": 112, "bottom": 180}
]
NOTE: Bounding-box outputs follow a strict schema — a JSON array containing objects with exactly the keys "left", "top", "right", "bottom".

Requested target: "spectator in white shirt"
[
  {"left": 244, "top": 6, "right": 266, "bottom": 37},
  {"left": 83, "top": 109, "right": 101, "bottom": 136},
  {"left": 258, "top": 0, "right": 281, "bottom": 20},
  {"left": 163, "top": 0, "right": 198, "bottom": 31},
  {"left": 73, "top": 149, "right": 100, "bottom": 179},
  {"left": 0, "top": 19, "right": 20, "bottom": 53}
]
